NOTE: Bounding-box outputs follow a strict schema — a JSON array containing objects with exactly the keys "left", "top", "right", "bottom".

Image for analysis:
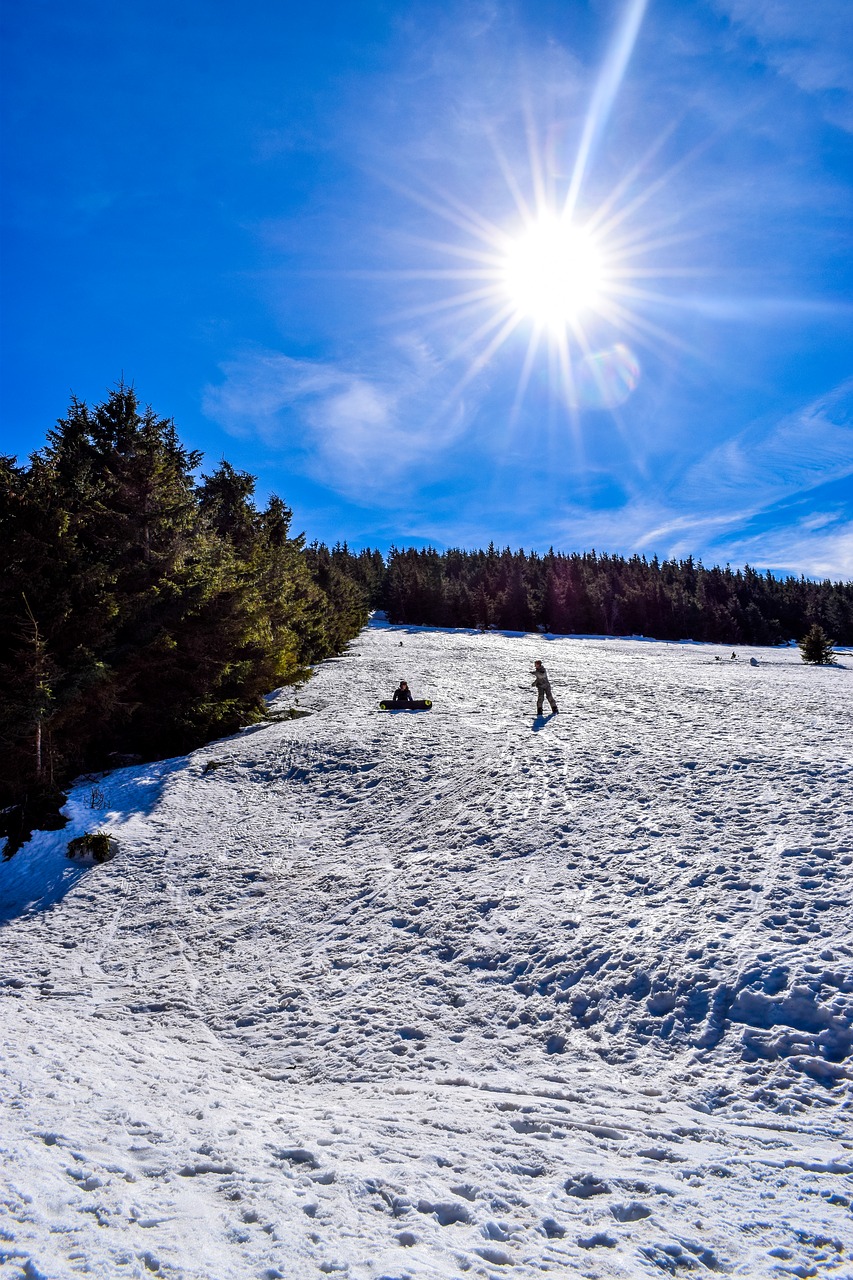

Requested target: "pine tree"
[
  {"left": 798, "top": 623, "right": 835, "bottom": 665},
  {"left": 199, "top": 461, "right": 257, "bottom": 549}
]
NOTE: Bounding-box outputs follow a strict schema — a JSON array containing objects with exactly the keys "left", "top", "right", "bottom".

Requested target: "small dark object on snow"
[
  {"left": 202, "top": 760, "right": 225, "bottom": 775},
  {"left": 67, "top": 831, "right": 116, "bottom": 863},
  {"left": 379, "top": 699, "right": 432, "bottom": 711}
]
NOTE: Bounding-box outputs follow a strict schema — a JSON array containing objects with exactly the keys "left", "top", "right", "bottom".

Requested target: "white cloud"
[
  {"left": 541, "top": 497, "right": 853, "bottom": 579},
  {"left": 546, "top": 500, "right": 751, "bottom": 560},
  {"left": 710, "top": 517, "right": 853, "bottom": 580},
  {"left": 202, "top": 344, "right": 466, "bottom": 501},
  {"left": 717, "top": 0, "right": 853, "bottom": 130},
  {"left": 528, "top": 379, "right": 853, "bottom": 575},
  {"left": 680, "top": 378, "right": 853, "bottom": 510}
]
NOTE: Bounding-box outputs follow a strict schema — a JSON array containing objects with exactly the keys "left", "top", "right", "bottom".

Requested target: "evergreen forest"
[{"left": 380, "top": 546, "right": 853, "bottom": 645}]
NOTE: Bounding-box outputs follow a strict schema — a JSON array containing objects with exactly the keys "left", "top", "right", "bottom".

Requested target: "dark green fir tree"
[{"left": 798, "top": 623, "right": 835, "bottom": 665}]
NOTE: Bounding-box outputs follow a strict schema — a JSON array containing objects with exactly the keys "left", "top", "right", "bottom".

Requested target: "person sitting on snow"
[
  {"left": 392, "top": 680, "right": 414, "bottom": 705},
  {"left": 531, "top": 660, "right": 558, "bottom": 715}
]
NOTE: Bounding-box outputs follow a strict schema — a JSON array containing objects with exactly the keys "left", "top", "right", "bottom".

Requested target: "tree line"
[
  {"left": 0, "top": 387, "right": 376, "bottom": 851},
  {"left": 379, "top": 545, "right": 853, "bottom": 645}
]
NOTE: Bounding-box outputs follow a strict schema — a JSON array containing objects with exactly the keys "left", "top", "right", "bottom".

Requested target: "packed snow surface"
[{"left": 1, "top": 621, "right": 852, "bottom": 1280}]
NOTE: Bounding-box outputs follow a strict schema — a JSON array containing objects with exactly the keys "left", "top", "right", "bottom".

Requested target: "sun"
[
  {"left": 502, "top": 215, "right": 604, "bottom": 331},
  {"left": 365, "top": 0, "right": 714, "bottom": 422},
  {"left": 372, "top": 0, "right": 706, "bottom": 417}
]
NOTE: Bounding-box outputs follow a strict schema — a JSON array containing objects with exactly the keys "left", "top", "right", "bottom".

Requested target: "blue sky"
[{"left": 2, "top": 0, "right": 852, "bottom": 576}]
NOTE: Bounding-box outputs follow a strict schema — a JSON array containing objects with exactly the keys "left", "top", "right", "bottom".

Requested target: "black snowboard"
[{"left": 378, "top": 698, "right": 432, "bottom": 711}]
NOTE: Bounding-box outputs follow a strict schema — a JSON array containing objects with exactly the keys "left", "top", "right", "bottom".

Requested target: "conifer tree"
[{"left": 798, "top": 623, "right": 835, "bottom": 665}]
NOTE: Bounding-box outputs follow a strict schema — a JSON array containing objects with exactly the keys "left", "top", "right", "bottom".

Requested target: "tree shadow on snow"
[
  {"left": 0, "top": 757, "right": 187, "bottom": 925},
  {"left": 0, "top": 834, "right": 92, "bottom": 925}
]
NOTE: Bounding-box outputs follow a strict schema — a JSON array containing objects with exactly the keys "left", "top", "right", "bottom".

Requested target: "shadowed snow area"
[{"left": 1, "top": 622, "right": 851, "bottom": 1279}]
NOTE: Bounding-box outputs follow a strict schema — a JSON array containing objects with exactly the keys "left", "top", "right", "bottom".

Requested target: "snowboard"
[{"left": 378, "top": 698, "right": 432, "bottom": 711}]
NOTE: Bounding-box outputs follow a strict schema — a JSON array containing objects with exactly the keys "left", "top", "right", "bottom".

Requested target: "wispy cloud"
[
  {"left": 202, "top": 341, "right": 468, "bottom": 501},
  {"left": 533, "top": 378, "right": 853, "bottom": 575},
  {"left": 716, "top": 0, "right": 853, "bottom": 131},
  {"left": 714, "top": 518, "right": 853, "bottom": 580},
  {"left": 539, "top": 494, "right": 853, "bottom": 579},
  {"left": 681, "top": 377, "right": 853, "bottom": 509},
  {"left": 544, "top": 500, "right": 750, "bottom": 561}
]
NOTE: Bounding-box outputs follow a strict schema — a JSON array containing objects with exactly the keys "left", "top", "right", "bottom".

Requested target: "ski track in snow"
[{"left": 1, "top": 622, "right": 852, "bottom": 1280}]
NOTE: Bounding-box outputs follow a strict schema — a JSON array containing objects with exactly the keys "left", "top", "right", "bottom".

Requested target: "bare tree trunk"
[{"left": 22, "top": 594, "right": 50, "bottom": 783}]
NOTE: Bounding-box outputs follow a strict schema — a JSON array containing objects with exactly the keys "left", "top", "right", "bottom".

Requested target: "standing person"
[
  {"left": 392, "top": 680, "right": 414, "bottom": 705},
  {"left": 531, "top": 660, "right": 558, "bottom": 714}
]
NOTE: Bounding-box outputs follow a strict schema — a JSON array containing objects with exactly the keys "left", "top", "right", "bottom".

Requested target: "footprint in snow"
[
  {"left": 565, "top": 1172, "right": 610, "bottom": 1198},
  {"left": 611, "top": 1200, "right": 652, "bottom": 1222},
  {"left": 578, "top": 1231, "right": 617, "bottom": 1248}
]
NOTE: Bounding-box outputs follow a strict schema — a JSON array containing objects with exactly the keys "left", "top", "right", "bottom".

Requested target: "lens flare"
[
  {"left": 370, "top": 0, "right": 703, "bottom": 431},
  {"left": 502, "top": 216, "right": 603, "bottom": 329},
  {"left": 570, "top": 343, "right": 640, "bottom": 409}
]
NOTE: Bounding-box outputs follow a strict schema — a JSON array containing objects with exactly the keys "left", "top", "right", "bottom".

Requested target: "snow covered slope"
[{"left": 1, "top": 621, "right": 851, "bottom": 1280}]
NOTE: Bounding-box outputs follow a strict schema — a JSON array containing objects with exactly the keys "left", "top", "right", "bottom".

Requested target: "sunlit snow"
[{"left": 1, "top": 620, "right": 851, "bottom": 1279}]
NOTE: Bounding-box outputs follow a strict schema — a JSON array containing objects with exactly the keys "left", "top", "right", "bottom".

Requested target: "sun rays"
[
  {"left": 363, "top": 0, "right": 721, "bottom": 445},
  {"left": 378, "top": 133, "right": 677, "bottom": 434}
]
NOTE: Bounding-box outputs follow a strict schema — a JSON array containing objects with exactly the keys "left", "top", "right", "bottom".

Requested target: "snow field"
[{"left": 1, "top": 621, "right": 851, "bottom": 1279}]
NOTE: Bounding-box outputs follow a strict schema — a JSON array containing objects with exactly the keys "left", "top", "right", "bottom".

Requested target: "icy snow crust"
[{"left": 1, "top": 622, "right": 852, "bottom": 1280}]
